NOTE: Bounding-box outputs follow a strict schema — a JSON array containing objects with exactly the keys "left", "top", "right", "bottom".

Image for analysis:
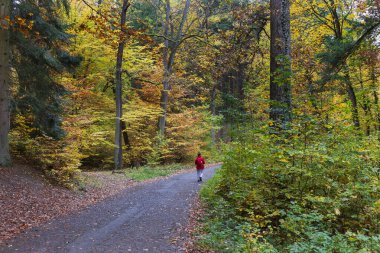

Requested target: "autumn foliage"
[{"left": 1, "top": 0, "right": 379, "bottom": 250}]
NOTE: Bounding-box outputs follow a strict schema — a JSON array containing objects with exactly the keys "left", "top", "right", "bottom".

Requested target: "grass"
[{"left": 123, "top": 163, "right": 191, "bottom": 181}]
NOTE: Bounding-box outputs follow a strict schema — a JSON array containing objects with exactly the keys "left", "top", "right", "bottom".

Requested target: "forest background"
[{"left": 0, "top": 0, "right": 380, "bottom": 251}]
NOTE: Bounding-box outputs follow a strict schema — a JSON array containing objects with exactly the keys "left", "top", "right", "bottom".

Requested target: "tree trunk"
[
  {"left": 114, "top": 0, "right": 129, "bottom": 172},
  {"left": 158, "top": 0, "right": 191, "bottom": 137},
  {"left": 210, "top": 84, "right": 217, "bottom": 145},
  {"left": 342, "top": 64, "right": 360, "bottom": 129},
  {"left": 158, "top": 77, "right": 169, "bottom": 136},
  {"left": 158, "top": 0, "right": 171, "bottom": 137},
  {"left": 359, "top": 66, "right": 371, "bottom": 135},
  {"left": 269, "top": 0, "right": 292, "bottom": 128},
  {"left": 374, "top": 88, "right": 380, "bottom": 131},
  {"left": 327, "top": 2, "right": 361, "bottom": 130},
  {"left": 121, "top": 120, "right": 131, "bottom": 149},
  {"left": 305, "top": 68, "right": 319, "bottom": 112},
  {"left": 0, "top": 0, "right": 11, "bottom": 166},
  {"left": 371, "top": 65, "right": 380, "bottom": 137}
]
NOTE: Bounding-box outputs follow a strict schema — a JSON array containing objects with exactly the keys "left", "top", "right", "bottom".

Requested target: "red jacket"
[{"left": 195, "top": 156, "right": 205, "bottom": 170}]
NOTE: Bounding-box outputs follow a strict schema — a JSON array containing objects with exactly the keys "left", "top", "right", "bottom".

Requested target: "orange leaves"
[
  {"left": 0, "top": 15, "right": 35, "bottom": 37},
  {"left": 138, "top": 82, "right": 161, "bottom": 103},
  {"left": 0, "top": 15, "right": 11, "bottom": 29},
  {"left": 0, "top": 23, "right": 7, "bottom": 30},
  {"left": 77, "top": 6, "right": 153, "bottom": 50},
  {"left": 80, "top": 13, "right": 128, "bottom": 48}
]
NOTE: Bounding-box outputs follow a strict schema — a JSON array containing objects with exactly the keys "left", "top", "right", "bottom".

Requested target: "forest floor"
[
  {"left": 0, "top": 163, "right": 219, "bottom": 252},
  {"left": 181, "top": 196, "right": 215, "bottom": 253}
]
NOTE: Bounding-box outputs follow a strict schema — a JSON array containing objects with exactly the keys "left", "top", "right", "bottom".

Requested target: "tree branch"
[
  {"left": 308, "top": 4, "right": 335, "bottom": 32},
  {"left": 335, "top": 22, "right": 380, "bottom": 72}
]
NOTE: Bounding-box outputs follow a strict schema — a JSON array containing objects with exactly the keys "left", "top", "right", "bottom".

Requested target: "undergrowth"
[
  {"left": 124, "top": 163, "right": 191, "bottom": 181},
  {"left": 199, "top": 118, "right": 380, "bottom": 252}
]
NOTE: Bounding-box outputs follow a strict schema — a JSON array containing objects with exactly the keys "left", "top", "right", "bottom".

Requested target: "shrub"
[
  {"left": 200, "top": 117, "right": 380, "bottom": 252},
  {"left": 10, "top": 115, "right": 83, "bottom": 188}
]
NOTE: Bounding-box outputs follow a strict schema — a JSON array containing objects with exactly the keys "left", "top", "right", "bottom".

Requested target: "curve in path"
[{"left": 0, "top": 165, "right": 219, "bottom": 253}]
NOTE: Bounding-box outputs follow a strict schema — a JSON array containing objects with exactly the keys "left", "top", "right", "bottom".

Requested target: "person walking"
[{"left": 195, "top": 152, "right": 205, "bottom": 182}]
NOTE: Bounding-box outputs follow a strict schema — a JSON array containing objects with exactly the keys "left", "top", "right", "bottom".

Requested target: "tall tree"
[
  {"left": 12, "top": 0, "right": 81, "bottom": 138},
  {"left": 270, "top": 0, "right": 292, "bottom": 128},
  {"left": 114, "top": 0, "right": 130, "bottom": 171},
  {"left": 0, "top": 0, "right": 11, "bottom": 166},
  {"left": 308, "top": 0, "right": 380, "bottom": 129},
  {"left": 158, "top": 0, "right": 191, "bottom": 136}
]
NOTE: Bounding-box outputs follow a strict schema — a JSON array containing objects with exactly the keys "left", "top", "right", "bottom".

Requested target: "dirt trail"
[{"left": 0, "top": 165, "right": 219, "bottom": 253}]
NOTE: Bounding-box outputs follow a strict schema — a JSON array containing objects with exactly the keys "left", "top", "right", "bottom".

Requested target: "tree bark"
[
  {"left": 371, "top": 64, "right": 380, "bottom": 137},
  {"left": 158, "top": 78, "right": 169, "bottom": 136},
  {"left": 305, "top": 68, "right": 319, "bottom": 112},
  {"left": 114, "top": 0, "right": 129, "bottom": 172},
  {"left": 121, "top": 120, "right": 131, "bottom": 149},
  {"left": 342, "top": 64, "right": 360, "bottom": 129},
  {"left": 269, "top": 0, "right": 292, "bottom": 128},
  {"left": 0, "top": 0, "right": 11, "bottom": 166},
  {"left": 210, "top": 84, "right": 217, "bottom": 145},
  {"left": 358, "top": 66, "right": 371, "bottom": 135}
]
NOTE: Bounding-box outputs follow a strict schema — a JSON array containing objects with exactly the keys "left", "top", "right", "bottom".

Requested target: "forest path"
[{"left": 0, "top": 165, "right": 219, "bottom": 253}]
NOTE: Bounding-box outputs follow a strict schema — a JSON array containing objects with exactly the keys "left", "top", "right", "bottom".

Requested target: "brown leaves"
[
  {"left": 0, "top": 164, "right": 135, "bottom": 244},
  {"left": 180, "top": 195, "right": 215, "bottom": 253}
]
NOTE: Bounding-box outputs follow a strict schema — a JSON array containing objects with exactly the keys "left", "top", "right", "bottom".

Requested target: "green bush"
[{"left": 200, "top": 118, "right": 380, "bottom": 252}]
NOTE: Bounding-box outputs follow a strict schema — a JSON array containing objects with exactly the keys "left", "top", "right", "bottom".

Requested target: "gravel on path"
[{"left": 0, "top": 165, "right": 219, "bottom": 253}]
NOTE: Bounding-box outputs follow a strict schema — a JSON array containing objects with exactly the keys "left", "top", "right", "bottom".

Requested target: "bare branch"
[{"left": 308, "top": 4, "right": 336, "bottom": 32}]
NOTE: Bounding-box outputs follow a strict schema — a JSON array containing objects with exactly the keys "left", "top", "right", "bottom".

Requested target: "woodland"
[{"left": 0, "top": 0, "right": 380, "bottom": 252}]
